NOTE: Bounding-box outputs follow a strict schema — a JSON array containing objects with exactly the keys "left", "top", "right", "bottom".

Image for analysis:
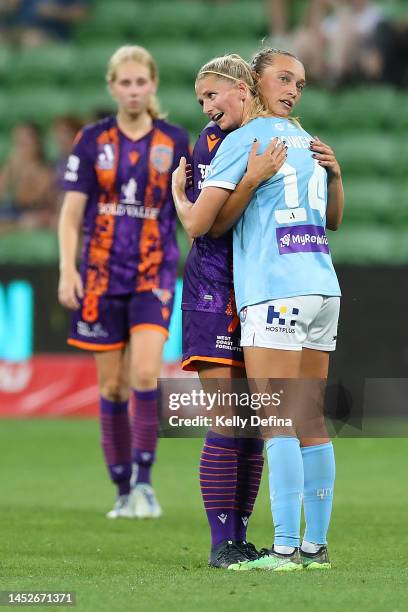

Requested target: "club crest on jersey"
[
  {"left": 150, "top": 144, "right": 173, "bottom": 173},
  {"left": 97, "top": 143, "right": 116, "bottom": 170}
]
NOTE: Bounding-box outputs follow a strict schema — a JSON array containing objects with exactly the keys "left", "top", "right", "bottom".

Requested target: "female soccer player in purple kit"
[
  {"left": 58, "top": 45, "right": 190, "bottom": 519},
  {"left": 182, "top": 61, "right": 287, "bottom": 568}
]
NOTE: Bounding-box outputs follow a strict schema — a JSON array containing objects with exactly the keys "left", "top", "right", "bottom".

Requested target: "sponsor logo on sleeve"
[
  {"left": 276, "top": 225, "right": 329, "bottom": 254},
  {"left": 64, "top": 155, "right": 80, "bottom": 182},
  {"left": 197, "top": 163, "right": 211, "bottom": 190}
]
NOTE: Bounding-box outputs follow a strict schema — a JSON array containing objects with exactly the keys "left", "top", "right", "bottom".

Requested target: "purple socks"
[
  {"left": 131, "top": 388, "right": 159, "bottom": 485},
  {"left": 100, "top": 397, "right": 132, "bottom": 496},
  {"left": 235, "top": 437, "right": 264, "bottom": 541},
  {"left": 100, "top": 388, "right": 159, "bottom": 493},
  {"left": 200, "top": 431, "right": 264, "bottom": 548}
]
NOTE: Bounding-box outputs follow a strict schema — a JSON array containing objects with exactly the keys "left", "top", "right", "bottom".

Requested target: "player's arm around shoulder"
[
  {"left": 172, "top": 156, "right": 230, "bottom": 239},
  {"left": 310, "top": 136, "right": 344, "bottom": 231}
]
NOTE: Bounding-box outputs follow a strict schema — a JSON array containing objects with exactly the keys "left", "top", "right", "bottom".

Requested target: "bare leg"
[
  {"left": 129, "top": 328, "right": 166, "bottom": 391},
  {"left": 299, "top": 348, "right": 330, "bottom": 447}
]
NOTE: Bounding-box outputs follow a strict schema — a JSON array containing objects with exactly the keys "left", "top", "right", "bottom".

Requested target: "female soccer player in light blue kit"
[{"left": 172, "top": 50, "right": 344, "bottom": 571}]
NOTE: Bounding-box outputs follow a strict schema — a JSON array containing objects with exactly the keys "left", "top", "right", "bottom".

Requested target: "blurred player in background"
[
  {"left": 173, "top": 50, "right": 343, "bottom": 571},
  {"left": 0, "top": 121, "right": 56, "bottom": 229},
  {"left": 58, "top": 45, "right": 190, "bottom": 519},
  {"left": 182, "top": 61, "right": 287, "bottom": 568}
]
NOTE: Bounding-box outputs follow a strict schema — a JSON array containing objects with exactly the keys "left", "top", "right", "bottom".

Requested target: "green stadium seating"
[
  {"left": 8, "top": 45, "right": 77, "bottom": 85},
  {"left": 0, "top": 230, "right": 58, "bottom": 264},
  {"left": 0, "top": 0, "right": 407, "bottom": 265},
  {"left": 0, "top": 46, "right": 13, "bottom": 81},
  {"left": 344, "top": 178, "right": 395, "bottom": 224},
  {"left": 295, "top": 88, "right": 332, "bottom": 130},
  {"left": 160, "top": 86, "right": 203, "bottom": 133},
  {"left": 74, "top": 1, "right": 143, "bottom": 42},
  {"left": 328, "top": 226, "right": 399, "bottom": 264},
  {"left": 0, "top": 133, "right": 10, "bottom": 165},
  {"left": 327, "top": 134, "right": 397, "bottom": 176},
  {"left": 334, "top": 88, "right": 399, "bottom": 130},
  {"left": 70, "top": 42, "right": 125, "bottom": 84}
]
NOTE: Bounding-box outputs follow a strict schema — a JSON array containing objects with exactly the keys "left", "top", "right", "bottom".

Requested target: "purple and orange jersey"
[
  {"left": 182, "top": 122, "right": 237, "bottom": 319},
  {"left": 181, "top": 122, "right": 244, "bottom": 371},
  {"left": 63, "top": 116, "right": 191, "bottom": 301}
]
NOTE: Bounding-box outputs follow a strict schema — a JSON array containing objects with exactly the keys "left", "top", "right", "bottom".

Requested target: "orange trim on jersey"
[
  {"left": 67, "top": 338, "right": 125, "bottom": 352},
  {"left": 72, "top": 128, "right": 84, "bottom": 147},
  {"left": 181, "top": 355, "right": 245, "bottom": 371},
  {"left": 130, "top": 323, "right": 169, "bottom": 338},
  {"left": 82, "top": 126, "right": 120, "bottom": 323},
  {"left": 136, "top": 128, "right": 175, "bottom": 292}
]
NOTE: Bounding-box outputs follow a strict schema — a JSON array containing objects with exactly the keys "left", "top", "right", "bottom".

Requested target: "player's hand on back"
[
  {"left": 246, "top": 137, "right": 287, "bottom": 186},
  {"left": 310, "top": 137, "right": 341, "bottom": 179},
  {"left": 172, "top": 156, "right": 187, "bottom": 198},
  {"left": 58, "top": 268, "right": 84, "bottom": 310},
  {"left": 185, "top": 162, "right": 193, "bottom": 189}
]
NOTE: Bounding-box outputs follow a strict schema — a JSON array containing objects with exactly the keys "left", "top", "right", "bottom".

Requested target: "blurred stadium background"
[
  {"left": 1, "top": 2, "right": 408, "bottom": 608},
  {"left": 1, "top": 0, "right": 407, "bottom": 416}
]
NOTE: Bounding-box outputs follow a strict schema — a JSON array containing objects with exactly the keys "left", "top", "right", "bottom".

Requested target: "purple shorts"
[
  {"left": 182, "top": 310, "right": 244, "bottom": 371},
  {"left": 68, "top": 289, "right": 174, "bottom": 352}
]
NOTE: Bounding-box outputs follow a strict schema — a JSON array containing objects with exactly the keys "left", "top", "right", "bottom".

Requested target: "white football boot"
[
  {"left": 106, "top": 494, "right": 135, "bottom": 519},
  {"left": 130, "top": 484, "right": 162, "bottom": 518}
]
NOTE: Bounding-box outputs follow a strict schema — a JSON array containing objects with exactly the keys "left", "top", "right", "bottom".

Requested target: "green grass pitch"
[{"left": 1, "top": 420, "right": 407, "bottom": 611}]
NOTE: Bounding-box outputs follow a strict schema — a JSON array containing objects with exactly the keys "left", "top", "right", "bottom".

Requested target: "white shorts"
[{"left": 240, "top": 295, "right": 340, "bottom": 352}]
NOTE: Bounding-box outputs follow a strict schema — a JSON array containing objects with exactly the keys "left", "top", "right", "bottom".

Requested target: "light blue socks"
[
  {"left": 266, "top": 436, "right": 304, "bottom": 548},
  {"left": 302, "top": 442, "right": 335, "bottom": 545}
]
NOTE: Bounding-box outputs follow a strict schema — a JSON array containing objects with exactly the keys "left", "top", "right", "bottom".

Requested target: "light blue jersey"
[{"left": 203, "top": 117, "right": 341, "bottom": 312}]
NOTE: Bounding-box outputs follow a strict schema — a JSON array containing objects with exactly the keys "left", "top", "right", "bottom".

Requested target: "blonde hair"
[
  {"left": 196, "top": 54, "right": 269, "bottom": 125},
  {"left": 106, "top": 45, "right": 164, "bottom": 119}
]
